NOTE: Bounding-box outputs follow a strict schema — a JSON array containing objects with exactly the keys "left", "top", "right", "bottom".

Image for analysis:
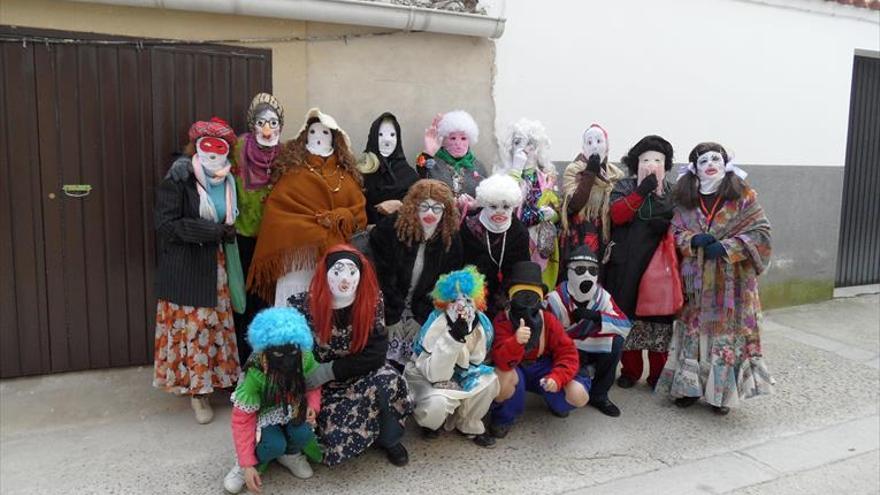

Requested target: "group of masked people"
[{"left": 152, "top": 93, "right": 774, "bottom": 494}]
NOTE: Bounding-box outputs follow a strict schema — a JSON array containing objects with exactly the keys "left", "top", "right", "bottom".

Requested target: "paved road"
[{"left": 2, "top": 295, "right": 877, "bottom": 495}]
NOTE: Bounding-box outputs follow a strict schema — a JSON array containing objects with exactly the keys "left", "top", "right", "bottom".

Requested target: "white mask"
[
  {"left": 418, "top": 199, "right": 444, "bottom": 239},
  {"left": 195, "top": 136, "right": 230, "bottom": 175},
  {"left": 306, "top": 122, "right": 334, "bottom": 157},
  {"left": 582, "top": 127, "right": 608, "bottom": 163},
  {"left": 637, "top": 150, "right": 666, "bottom": 196},
  {"left": 696, "top": 151, "right": 725, "bottom": 194},
  {"left": 445, "top": 294, "right": 476, "bottom": 329},
  {"left": 377, "top": 120, "right": 398, "bottom": 158},
  {"left": 567, "top": 261, "right": 599, "bottom": 304},
  {"left": 254, "top": 109, "right": 281, "bottom": 147},
  {"left": 479, "top": 202, "right": 515, "bottom": 234},
  {"left": 511, "top": 133, "right": 536, "bottom": 171},
  {"left": 327, "top": 259, "right": 360, "bottom": 309}
]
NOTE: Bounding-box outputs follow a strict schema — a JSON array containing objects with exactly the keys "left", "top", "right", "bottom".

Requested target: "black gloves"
[
  {"left": 704, "top": 241, "right": 726, "bottom": 260},
  {"left": 447, "top": 315, "right": 471, "bottom": 343},
  {"left": 221, "top": 224, "right": 237, "bottom": 244},
  {"left": 572, "top": 306, "right": 602, "bottom": 323},
  {"left": 636, "top": 174, "right": 658, "bottom": 196},
  {"left": 691, "top": 233, "right": 716, "bottom": 248},
  {"left": 585, "top": 154, "right": 602, "bottom": 175}
]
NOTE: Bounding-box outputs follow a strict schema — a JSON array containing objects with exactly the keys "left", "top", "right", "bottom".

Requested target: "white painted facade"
[{"left": 489, "top": 0, "right": 879, "bottom": 167}]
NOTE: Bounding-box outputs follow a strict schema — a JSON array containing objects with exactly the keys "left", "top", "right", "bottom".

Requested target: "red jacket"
[{"left": 492, "top": 310, "right": 580, "bottom": 387}]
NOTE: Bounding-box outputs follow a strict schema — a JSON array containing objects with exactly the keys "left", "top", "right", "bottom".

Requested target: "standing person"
[
  {"left": 231, "top": 93, "right": 285, "bottom": 363},
  {"left": 655, "top": 142, "right": 773, "bottom": 415},
  {"left": 370, "top": 179, "right": 464, "bottom": 368},
  {"left": 223, "top": 308, "right": 322, "bottom": 494},
  {"left": 247, "top": 108, "right": 367, "bottom": 307},
  {"left": 604, "top": 135, "right": 677, "bottom": 390},
  {"left": 460, "top": 174, "right": 530, "bottom": 318},
  {"left": 499, "top": 118, "right": 562, "bottom": 289},
  {"left": 416, "top": 110, "right": 488, "bottom": 216},
  {"left": 153, "top": 117, "right": 241, "bottom": 424},
  {"left": 359, "top": 112, "right": 420, "bottom": 225},
  {"left": 560, "top": 124, "right": 625, "bottom": 279},
  {"left": 546, "top": 245, "right": 631, "bottom": 417},
  {"left": 288, "top": 245, "right": 412, "bottom": 466},
  {"left": 489, "top": 262, "right": 590, "bottom": 439},
  {"left": 405, "top": 266, "right": 499, "bottom": 448}
]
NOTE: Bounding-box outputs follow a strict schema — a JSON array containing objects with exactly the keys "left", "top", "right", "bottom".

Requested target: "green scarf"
[{"left": 435, "top": 147, "right": 476, "bottom": 173}]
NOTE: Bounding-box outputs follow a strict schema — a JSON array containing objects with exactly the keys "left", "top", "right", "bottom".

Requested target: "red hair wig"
[{"left": 308, "top": 244, "right": 379, "bottom": 354}]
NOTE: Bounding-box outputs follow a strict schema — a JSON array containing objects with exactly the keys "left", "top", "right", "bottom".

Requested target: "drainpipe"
[{"left": 65, "top": 0, "right": 507, "bottom": 38}]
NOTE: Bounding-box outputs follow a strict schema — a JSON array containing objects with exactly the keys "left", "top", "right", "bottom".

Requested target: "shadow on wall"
[{"left": 551, "top": 161, "right": 845, "bottom": 309}]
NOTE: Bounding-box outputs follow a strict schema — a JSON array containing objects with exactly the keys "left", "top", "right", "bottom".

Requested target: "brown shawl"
[
  {"left": 560, "top": 156, "right": 625, "bottom": 244},
  {"left": 247, "top": 153, "right": 367, "bottom": 302}
]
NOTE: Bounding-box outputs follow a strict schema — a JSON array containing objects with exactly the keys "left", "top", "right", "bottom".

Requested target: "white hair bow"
[{"left": 677, "top": 161, "right": 748, "bottom": 180}]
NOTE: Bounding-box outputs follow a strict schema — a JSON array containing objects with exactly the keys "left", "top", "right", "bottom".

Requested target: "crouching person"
[
  {"left": 489, "top": 261, "right": 589, "bottom": 438},
  {"left": 224, "top": 308, "right": 322, "bottom": 494},
  {"left": 405, "top": 266, "right": 500, "bottom": 448}
]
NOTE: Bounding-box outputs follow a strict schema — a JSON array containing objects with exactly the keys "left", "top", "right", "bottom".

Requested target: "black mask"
[
  {"left": 509, "top": 291, "right": 544, "bottom": 352},
  {"left": 266, "top": 344, "right": 300, "bottom": 375},
  {"left": 262, "top": 344, "right": 307, "bottom": 424}
]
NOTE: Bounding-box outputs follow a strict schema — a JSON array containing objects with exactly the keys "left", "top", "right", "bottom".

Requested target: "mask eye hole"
[
  {"left": 588, "top": 266, "right": 598, "bottom": 276},
  {"left": 574, "top": 266, "right": 587, "bottom": 276}
]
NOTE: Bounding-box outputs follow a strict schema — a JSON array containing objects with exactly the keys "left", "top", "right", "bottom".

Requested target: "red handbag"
[{"left": 635, "top": 232, "right": 684, "bottom": 317}]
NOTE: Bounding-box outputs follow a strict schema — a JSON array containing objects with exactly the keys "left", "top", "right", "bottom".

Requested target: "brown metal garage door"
[{"left": 0, "top": 27, "right": 272, "bottom": 378}]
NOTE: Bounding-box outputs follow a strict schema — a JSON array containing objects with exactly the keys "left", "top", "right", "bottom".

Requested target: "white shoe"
[
  {"left": 277, "top": 453, "right": 313, "bottom": 479},
  {"left": 223, "top": 465, "right": 245, "bottom": 494},
  {"left": 191, "top": 395, "right": 214, "bottom": 424}
]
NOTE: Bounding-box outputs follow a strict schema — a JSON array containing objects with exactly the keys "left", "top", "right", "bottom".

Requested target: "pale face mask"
[
  {"left": 637, "top": 150, "right": 666, "bottom": 196},
  {"left": 377, "top": 120, "right": 398, "bottom": 158},
  {"left": 327, "top": 259, "right": 360, "bottom": 309},
  {"left": 306, "top": 122, "right": 334, "bottom": 157},
  {"left": 567, "top": 261, "right": 599, "bottom": 304},
  {"left": 582, "top": 127, "right": 608, "bottom": 163},
  {"left": 479, "top": 201, "right": 515, "bottom": 234},
  {"left": 696, "top": 151, "right": 726, "bottom": 194},
  {"left": 511, "top": 132, "right": 536, "bottom": 171},
  {"left": 254, "top": 109, "right": 281, "bottom": 147},
  {"left": 196, "top": 137, "right": 230, "bottom": 176},
  {"left": 443, "top": 131, "right": 470, "bottom": 158},
  {"left": 418, "top": 199, "right": 445, "bottom": 239},
  {"left": 445, "top": 294, "right": 476, "bottom": 328}
]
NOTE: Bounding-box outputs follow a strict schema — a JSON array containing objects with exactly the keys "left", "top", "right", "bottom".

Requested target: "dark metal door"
[
  {"left": 0, "top": 27, "right": 272, "bottom": 378},
  {"left": 836, "top": 53, "right": 880, "bottom": 288}
]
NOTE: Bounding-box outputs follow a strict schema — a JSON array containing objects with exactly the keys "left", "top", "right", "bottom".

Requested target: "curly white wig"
[
  {"left": 437, "top": 110, "right": 479, "bottom": 144},
  {"left": 498, "top": 118, "right": 554, "bottom": 176},
  {"left": 476, "top": 173, "right": 523, "bottom": 207}
]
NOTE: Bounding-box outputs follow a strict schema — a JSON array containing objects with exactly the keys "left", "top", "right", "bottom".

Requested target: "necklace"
[
  {"left": 305, "top": 159, "right": 344, "bottom": 193},
  {"left": 486, "top": 230, "right": 507, "bottom": 283}
]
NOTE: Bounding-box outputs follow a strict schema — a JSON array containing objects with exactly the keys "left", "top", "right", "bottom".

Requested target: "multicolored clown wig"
[
  {"left": 431, "top": 265, "right": 488, "bottom": 312},
  {"left": 308, "top": 244, "right": 379, "bottom": 353},
  {"left": 394, "top": 179, "right": 460, "bottom": 250},
  {"left": 246, "top": 307, "right": 315, "bottom": 424}
]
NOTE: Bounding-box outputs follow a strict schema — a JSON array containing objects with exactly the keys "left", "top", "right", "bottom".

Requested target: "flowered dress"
[
  {"left": 288, "top": 294, "right": 412, "bottom": 465},
  {"left": 153, "top": 250, "right": 241, "bottom": 395},
  {"left": 655, "top": 187, "right": 774, "bottom": 407}
]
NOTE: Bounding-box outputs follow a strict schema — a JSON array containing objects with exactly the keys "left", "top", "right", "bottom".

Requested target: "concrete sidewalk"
[{"left": 2, "top": 295, "right": 878, "bottom": 495}]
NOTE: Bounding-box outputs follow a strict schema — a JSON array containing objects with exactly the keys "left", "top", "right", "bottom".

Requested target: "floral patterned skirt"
[
  {"left": 623, "top": 320, "right": 673, "bottom": 352},
  {"left": 317, "top": 364, "right": 413, "bottom": 466},
  {"left": 153, "top": 250, "right": 240, "bottom": 395},
  {"left": 654, "top": 319, "right": 774, "bottom": 408}
]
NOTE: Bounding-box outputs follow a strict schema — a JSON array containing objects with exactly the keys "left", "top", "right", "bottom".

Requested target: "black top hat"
[
  {"left": 505, "top": 261, "right": 548, "bottom": 294},
  {"left": 567, "top": 244, "right": 599, "bottom": 265}
]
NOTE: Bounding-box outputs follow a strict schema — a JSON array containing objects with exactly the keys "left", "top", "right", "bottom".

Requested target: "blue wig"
[
  {"left": 431, "top": 265, "right": 487, "bottom": 310},
  {"left": 247, "top": 307, "right": 314, "bottom": 353}
]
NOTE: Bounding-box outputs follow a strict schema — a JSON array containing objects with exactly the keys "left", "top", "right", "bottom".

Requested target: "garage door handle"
[{"left": 62, "top": 184, "right": 92, "bottom": 198}]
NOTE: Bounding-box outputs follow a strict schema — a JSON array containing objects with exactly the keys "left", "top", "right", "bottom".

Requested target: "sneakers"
[
  {"left": 590, "top": 398, "right": 621, "bottom": 418},
  {"left": 277, "top": 453, "right": 313, "bottom": 479},
  {"left": 381, "top": 443, "right": 409, "bottom": 467},
  {"left": 190, "top": 395, "right": 214, "bottom": 424},
  {"left": 222, "top": 465, "right": 245, "bottom": 494}
]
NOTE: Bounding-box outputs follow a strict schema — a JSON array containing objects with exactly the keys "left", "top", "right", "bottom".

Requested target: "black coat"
[
  {"left": 603, "top": 178, "right": 674, "bottom": 321},
  {"left": 369, "top": 213, "right": 463, "bottom": 325},
  {"left": 362, "top": 112, "right": 419, "bottom": 225},
  {"left": 460, "top": 212, "right": 531, "bottom": 318},
  {"left": 154, "top": 158, "right": 228, "bottom": 308}
]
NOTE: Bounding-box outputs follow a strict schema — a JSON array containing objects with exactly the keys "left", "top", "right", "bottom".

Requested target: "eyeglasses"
[
  {"left": 256, "top": 118, "right": 280, "bottom": 129},
  {"left": 572, "top": 265, "right": 598, "bottom": 277},
  {"left": 418, "top": 204, "right": 446, "bottom": 215}
]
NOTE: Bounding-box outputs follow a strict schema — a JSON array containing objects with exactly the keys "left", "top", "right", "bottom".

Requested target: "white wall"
[{"left": 492, "top": 0, "right": 880, "bottom": 167}]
